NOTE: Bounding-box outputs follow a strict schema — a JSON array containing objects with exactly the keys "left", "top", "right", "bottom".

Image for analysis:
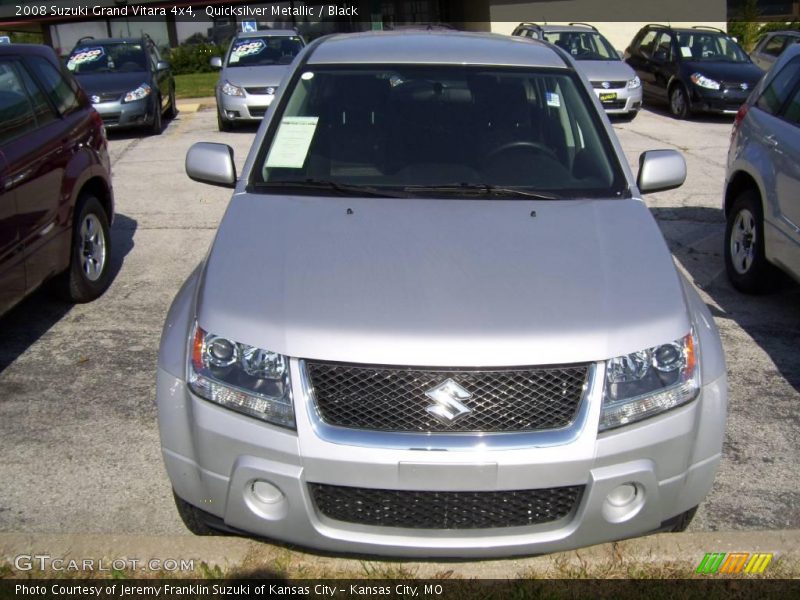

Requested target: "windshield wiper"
[
  {"left": 257, "top": 179, "right": 411, "bottom": 198},
  {"left": 401, "top": 183, "right": 560, "bottom": 200}
]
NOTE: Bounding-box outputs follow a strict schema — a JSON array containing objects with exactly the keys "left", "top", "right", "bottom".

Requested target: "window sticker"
[
  {"left": 264, "top": 116, "right": 319, "bottom": 169},
  {"left": 680, "top": 46, "right": 693, "bottom": 58},
  {"left": 546, "top": 92, "right": 561, "bottom": 108},
  {"left": 230, "top": 39, "right": 266, "bottom": 63},
  {"left": 67, "top": 47, "right": 104, "bottom": 71}
]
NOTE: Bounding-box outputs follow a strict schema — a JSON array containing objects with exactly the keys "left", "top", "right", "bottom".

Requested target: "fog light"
[
  {"left": 244, "top": 479, "right": 288, "bottom": 521},
  {"left": 251, "top": 480, "right": 283, "bottom": 504},
  {"left": 226, "top": 110, "right": 238, "bottom": 119},
  {"left": 607, "top": 483, "right": 637, "bottom": 507},
  {"left": 602, "top": 482, "right": 645, "bottom": 523}
]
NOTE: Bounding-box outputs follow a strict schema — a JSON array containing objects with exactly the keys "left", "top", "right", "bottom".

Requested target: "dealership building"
[{"left": 0, "top": 0, "right": 791, "bottom": 56}]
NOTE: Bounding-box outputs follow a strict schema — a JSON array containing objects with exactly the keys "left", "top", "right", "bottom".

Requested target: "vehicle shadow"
[
  {"left": 650, "top": 205, "right": 800, "bottom": 393},
  {"left": 641, "top": 102, "right": 737, "bottom": 124},
  {"left": 0, "top": 213, "right": 137, "bottom": 374}
]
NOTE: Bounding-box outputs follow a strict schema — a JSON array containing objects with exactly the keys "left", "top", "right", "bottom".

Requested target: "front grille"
[
  {"left": 93, "top": 92, "right": 122, "bottom": 103},
  {"left": 306, "top": 361, "right": 589, "bottom": 432},
  {"left": 309, "top": 483, "right": 584, "bottom": 529},
  {"left": 248, "top": 106, "right": 267, "bottom": 117},
  {"left": 601, "top": 100, "right": 628, "bottom": 109},
  {"left": 721, "top": 81, "right": 750, "bottom": 91},
  {"left": 591, "top": 80, "right": 627, "bottom": 89},
  {"left": 100, "top": 115, "right": 120, "bottom": 125},
  {"left": 245, "top": 86, "right": 275, "bottom": 95}
]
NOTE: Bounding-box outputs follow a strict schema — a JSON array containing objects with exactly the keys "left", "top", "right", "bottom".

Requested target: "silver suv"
[
  {"left": 158, "top": 31, "right": 727, "bottom": 557},
  {"left": 725, "top": 43, "right": 800, "bottom": 293}
]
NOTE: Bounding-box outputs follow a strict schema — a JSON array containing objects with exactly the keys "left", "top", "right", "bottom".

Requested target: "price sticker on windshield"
[
  {"left": 67, "top": 47, "right": 104, "bottom": 70},
  {"left": 265, "top": 116, "right": 319, "bottom": 169}
]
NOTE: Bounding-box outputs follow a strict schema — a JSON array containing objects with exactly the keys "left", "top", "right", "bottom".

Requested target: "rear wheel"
[
  {"left": 54, "top": 194, "right": 112, "bottom": 303},
  {"left": 724, "top": 189, "right": 778, "bottom": 293},
  {"left": 669, "top": 84, "right": 691, "bottom": 119}
]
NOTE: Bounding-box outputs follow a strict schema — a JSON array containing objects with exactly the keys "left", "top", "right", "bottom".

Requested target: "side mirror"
[
  {"left": 637, "top": 150, "right": 686, "bottom": 194},
  {"left": 210, "top": 56, "right": 222, "bottom": 68},
  {"left": 186, "top": 142, "right": 236, "bottom": 188},
  {"left": 156, "top": 60, "right": 170, "bottom": 71}
]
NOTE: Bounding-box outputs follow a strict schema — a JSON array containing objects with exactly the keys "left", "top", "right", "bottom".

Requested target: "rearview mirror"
[
  {"left": 637, "top": 150, "right": 686, "bottom": 194},
  {"left": 186, "top": 142, "right": 236, "bottom": 188},
  {"left": 210, "top": 56, "right": 222, "bottom": 68}
]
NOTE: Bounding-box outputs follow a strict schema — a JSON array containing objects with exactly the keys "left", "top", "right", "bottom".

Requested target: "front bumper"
[
  {"left": 92, "top": 97, "right": 155, "bottom": 129},
  {"left": 690, "top": 86, "right": 751, "bottom": 114},
  {"left": 216, "top": 91, "right": 275, "bottom": 121},
  {"left": 591, "top": 85, "right": 642, "bottom": 115},
  {"left": 157, "top": 358, "right": 726, "bottom": 558}
]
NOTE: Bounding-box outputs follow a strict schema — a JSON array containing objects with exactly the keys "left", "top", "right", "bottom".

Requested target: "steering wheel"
[{"left": 485, "top": 141, "right": 558, "bottom": 164}]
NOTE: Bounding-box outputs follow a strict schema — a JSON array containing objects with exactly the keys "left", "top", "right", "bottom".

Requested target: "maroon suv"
[{"left": 0, "top": 44, "right": 114, "bottom": 316}]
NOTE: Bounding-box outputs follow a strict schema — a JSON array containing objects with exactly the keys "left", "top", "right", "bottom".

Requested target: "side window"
[
  {"left": 654, "top": 33, "right": 674, "bottom": 61},
  {"left": 27, "top": 56, "right": 80, "bottom": 116},
  {"left": 763, "top": 35, "right": 787, "bottom": 57},
  {"left": 0, "top": 61, "right": 37, "bottom": 146},
  {"left": 16, "top": 61, "right": 58, "bottom": 128},
  {"left": 638, "top": 30, "right": 659, "bottom": 57},
  {"left": 781, "top": 81, "right": 800, "bottom": 125},
  {"left": 757, "top": 56, "right": 800, "bottom": 115}
]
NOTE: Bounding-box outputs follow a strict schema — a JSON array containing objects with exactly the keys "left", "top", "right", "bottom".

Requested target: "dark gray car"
[{"left": 66, "top": 35, "right": 176, "bottom": 135}]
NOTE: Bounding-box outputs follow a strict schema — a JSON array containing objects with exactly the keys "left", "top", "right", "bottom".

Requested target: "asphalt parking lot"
[{"left": 0, "top": 104, "right": 797, "bottom": 539}]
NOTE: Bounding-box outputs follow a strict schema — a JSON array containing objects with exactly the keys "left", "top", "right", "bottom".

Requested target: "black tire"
[
  {"left": 150, "top": 96, "right": 163, "bottom": 135},
  {"left": 217, "top": 109, "right": 231, "bottom": 132},
  {"left": 166, "top": 86, "right": 178, "bottom": 119},
  {"left": 669, "top": 505, "right": 698, "bottom": 533},
  {"left": 669, "top": 84, "right": 691, "bottom": 119},
  {"left": 724, "top": 189, "right": 778, "bottom": 293},
  {"left": 55, "top": 194, "right": 112, "bottom": 303},
  {"left": 173, "top": 491, "right": 217, "bottom": 536}
]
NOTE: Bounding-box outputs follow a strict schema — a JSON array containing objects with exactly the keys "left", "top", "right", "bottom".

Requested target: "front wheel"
[
  {"left": 217, "top": 109, "right": 232, "bottom": 132},
  {"left": 669, "top": 85, "right": 691, "bottom": 119},
  {"left": 150, "top": 96, "right": 163, "bottom": 135},
  {"left": 166, "top": 86, "right": 177, "bottom": 119},
  {"left": 724, "top": 189, "right": 777, "bottom": 293},
  {"left": 173, "top": 491, "right": 217, "bottom": 536},
  {"left": 54, "top": 194, "right": 112, "bottom": 303}
]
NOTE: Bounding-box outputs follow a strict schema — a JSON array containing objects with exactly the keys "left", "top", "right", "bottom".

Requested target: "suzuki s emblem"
[
  {"left": 741, "top": 83, "right": 749, "bottom": 90},
  {"left": 601, "top": 81, "right": 611, "bottom": 89},
  {"left": 90, "top": 95, "right": 100, "bottom": 103},
  {"left": 424, "top": 378, "right": 473, "bottom": 425}
]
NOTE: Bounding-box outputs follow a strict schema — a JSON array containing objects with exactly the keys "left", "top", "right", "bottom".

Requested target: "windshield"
[
  {"left": 253, "top": 65, "right": 627, "bottom": 199},
  {"left": 675, "top": 32, "right": 750, "bottom": 62},
  {"left": 226, "top": 36, "right": 304, "bottom": 67},
  {"left": 67, "top": 43, "right": 147, "bottom": 74},
  {"left": 542, "top": 31, "right": 619, "bottom": 61}
]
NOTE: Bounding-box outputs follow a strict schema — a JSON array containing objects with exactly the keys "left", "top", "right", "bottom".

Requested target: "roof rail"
[
  {"left": 692, "top": 25, "right": 726, "bottom": 34},
  {"left": 517, "top": 22, "right": 543, "bottom": 29},
  {"left": 76, "top": 35, "right": 94, "bottom": 44},
  {"left": 569, "top": 22, "right": 598, "bottom": 31},
  {"left": 643, "top": 23, "right": 671, "bottom": 29}
]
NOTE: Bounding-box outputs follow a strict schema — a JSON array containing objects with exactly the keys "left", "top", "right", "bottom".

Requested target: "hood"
[
  {"left": 220, "top": 65, "right": 289, "bottom": 87},
  {"left": 681, "top": 60, "right": 763, "bottom": 85},
  {"left": 576, "top": 60, "right": 636, "bottom": 83},
  {"left": 74, "top": 71, "right": 150, "bottom": 96},
  {"left": 197, "top": 196, "right": 690, "bottom": 367}
]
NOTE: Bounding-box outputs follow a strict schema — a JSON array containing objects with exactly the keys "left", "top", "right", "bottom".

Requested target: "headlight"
[
  {"left": 600, "top": 332, "right": 698, "bottom": 431},
  {"left": 690, "top": 73, "right": 720, "bottom": 90},
  {"left": 123, "top": 83, "right": 151, "bottom": 103},
  {"left": 188, "top": 323, "right": 294, "bottom": 428},
  {"left": 627, "top": 76, "right": 641, "bottom": 89},
  {"left": 221, "top": 81, "right": 245, "bottom": 97}
]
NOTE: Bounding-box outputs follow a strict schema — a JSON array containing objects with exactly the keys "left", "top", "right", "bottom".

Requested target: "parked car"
[
  {"left": 158, "top": 31, "right": 727, "bottom": 557},
  {"left": 625, "top": 24, "right": 763, "bottom": 119},
  {"left": 750, "top": 30, "right": 800, "bottom": 71},
  {"left": 512, "top": 22, "right": 642, "bottom": 119},
  {"left": 724, "top": 43, "right": 800, "bottom": 293},
  {"left": 211, "top": 29, "right": 305, "bottom": 131},
  {"left": 0, "top": 44, "right": 114, "bottom": 317},
  {"left": 66, "top": 34, "right": 176, "bottom": 135}
]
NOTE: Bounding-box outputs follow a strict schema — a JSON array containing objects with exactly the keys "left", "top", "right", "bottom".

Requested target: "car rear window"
[{"left": 252, "top": 65, "right": 627, "bottom": 200}]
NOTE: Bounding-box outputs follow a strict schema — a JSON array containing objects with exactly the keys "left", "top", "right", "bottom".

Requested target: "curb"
[
  {"left": 176, "top": 97, "right": 216, "bottom": 113},
  {"left": 1, "top": 530, "right": 798, "bottom": 578}
]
